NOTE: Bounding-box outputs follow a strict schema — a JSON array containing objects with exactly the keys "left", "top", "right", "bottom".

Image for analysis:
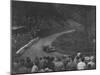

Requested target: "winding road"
[{"left": 17, "top": 29, "right": 76, "bottom": 61}]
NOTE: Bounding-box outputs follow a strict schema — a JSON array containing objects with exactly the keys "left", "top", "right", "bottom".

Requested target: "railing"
[{"left": 16, "top": 37, "right": 39, "bottom": 55}]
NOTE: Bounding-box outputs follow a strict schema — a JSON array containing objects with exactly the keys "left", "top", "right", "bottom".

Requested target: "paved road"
[{"left": 17, "top": 29, "right": 76, "bottom": 61}]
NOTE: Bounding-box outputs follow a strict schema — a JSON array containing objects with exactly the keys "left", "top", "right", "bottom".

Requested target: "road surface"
[{"left": 17, "top": 29, "right": 76, "bottom": 61}]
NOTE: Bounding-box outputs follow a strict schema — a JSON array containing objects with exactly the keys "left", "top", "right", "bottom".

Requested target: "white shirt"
[
  {"left": 44, "top": 68, "right": 52, "bottom": 72},
  {"left": 54, "top": 61, "right": 63, "bottom": 67},
  {"left": 88, "top": 61, "right": 95, "bottom": 68},
  {"left": 39, "top": 69, "right": 45, "bottom": 72},
  {"left": 53, "top": 61, "right": 64, "bottom": 71},
  {"left": 31, "top": 65, "right": 38, "bottom": 72},
  {"left": 77, "top": 62, "right": 86, "bottom": 70}
]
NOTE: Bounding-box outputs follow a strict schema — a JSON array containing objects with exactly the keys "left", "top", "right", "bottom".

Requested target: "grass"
[{"left": 52, "top": 31, "right": 95, "bottom": 56}]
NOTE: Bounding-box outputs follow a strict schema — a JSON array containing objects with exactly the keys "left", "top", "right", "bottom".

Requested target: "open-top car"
[{"left": 43, "top": 45, "right": 56, "bottom": 53}]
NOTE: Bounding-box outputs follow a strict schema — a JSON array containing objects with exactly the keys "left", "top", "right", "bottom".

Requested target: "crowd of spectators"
[{"left": 12, "top": 52, "right": 96, "bottom": 74}]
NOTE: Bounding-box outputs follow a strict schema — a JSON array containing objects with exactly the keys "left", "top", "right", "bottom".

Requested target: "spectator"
[
  {"left": 77, "top": 58, "right": 86, "bottom": 70},
  {"left": 39, "top": 57, "right": 45, "bottom": 69},
  {"left": 47, "top": 57, "right": 55, "bottom": 70},
  {"left": 13, "top": 60, "right": 20, "bottom": 68},
  {"left": 84, "top": 56, "right": 90, "bottom": 64},
  {"left": 34, "top": 57, "right": 39, "bottom": 67},
  {"left": 53, "top": 57, "right": 64, "bottom": 71},
  {"left": 13, "top": 52, "right": 96, "bottom": 73},
  {"left": 12, "top": 60, "right": 20, "bottom": 74},
  {"left": 39, "top": 69, "right": 45, "bottom": 72},
  {"left": 15, "top": 59, "right": 28, "bottom": 73},
  {"left": 87, "top": 56, "right": 95, "bottom": 69},
  {"left": 66, "top": 56, "right": 77, "bottom": 71},
  {"left": 31, "top": 63, "right": 38, "bottom": 73},
  {"left": 84, "top": 56, "right": 90, "bottom": 61},
  {"left": 74, "top": 52, "right": 83, "bottom": 64},
  {"left": 17, "top": 66, "right": 27, "bottom": 74},
  {"left": 20, "top": 59, "right": 25, "bottom": 66},
  {"left": 25, "top": 57, "right": 33, "bottom": 73},
  {"left": 90, "top": 56, "right": 95, "bottom": 61}
]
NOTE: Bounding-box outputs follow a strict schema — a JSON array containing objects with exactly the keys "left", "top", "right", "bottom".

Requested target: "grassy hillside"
[
  {"left": 52, "top": 31, "right": 95, "bottom": 56},
  {"left": 11, "top": 1, "right": 96, "bottom": 60}
]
